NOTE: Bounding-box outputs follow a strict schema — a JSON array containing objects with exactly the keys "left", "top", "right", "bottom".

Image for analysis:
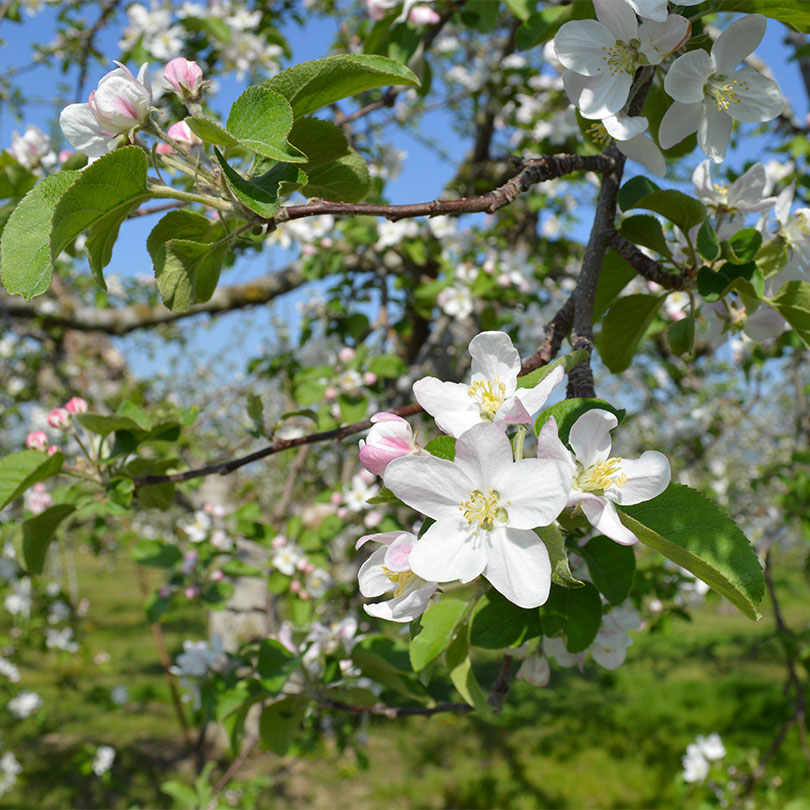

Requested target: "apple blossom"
[
  {"left": 661, "top": 15, "right": 784, "bottom": 162},
  {"left": 92, "top": 745, "right": 116, "bottom": 777},
  {"left": 179, "top": 510, "right": 211, "bottom": 543},
  {"left": 359, "top": 412, "right": 422, "bottom": 475},
  {"left": 585, "top": 113, "right": 665, "bottom": 176},
  {"left": 344, "top": 472, "right": 379, "bottom": 512},
  {"left": 384, "top": 422, "right": 571, "bottom": 608},
  {"left": 409, "top": 4, "right": 440, "bottom": 26},
  {"left": 47, "top": 407, "right": 71, "bottom": 429},
  {"left": 617, "top": 0, "right": 703, "bottom": 23},
  {"left": 537, "top": 410, "right": 670, "bottom": 545},
  {"left": 60, "top": 62, "right": 152, "bottom": 158},
  {"left": 273, "top": 544, "right": 302, "bottom": 576},
  {"left": 64, "top": 396, "right": 88, "bottom": 414},
  {"left": 338, "top": 347, "right": 356, "bottom": 364},
  {"left": 25, "top": 431, "right": 48, "bottom": 451},
  {"left": 556, "top": 2, "right": 690, "bottom": 119},
  {"left": 163, "top": 57, "right": 203, "bottom": 100},
  {"left": 9, "top": 124, "right": 56, "bottom": 172},
  {"left": 356, "top": 531, "right": 439, "bottom": 622},
  {"left": 770, "top": 184, "right": 810, "bottom": 277},
  {"left": 590, "top": 606, "right": 642, "bottom": 669},
  {"left": 413, "top": 331, "right": 564, "bottom": 438},
  {"left": 516, "top": 652, "right": 550, "bottom": 687}
]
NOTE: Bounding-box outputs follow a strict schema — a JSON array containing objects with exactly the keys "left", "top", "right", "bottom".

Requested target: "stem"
[
  {"left": 147, "top": 183, "right": 233, "bottom": 212},
  {"left": 513, "top": 426, "right": 527, "bottom": 461}
]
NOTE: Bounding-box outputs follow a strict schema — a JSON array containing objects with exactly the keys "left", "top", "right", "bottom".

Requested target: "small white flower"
[
  {"left": 8, "top": 690, "right": 42, "bottom": 719},
  {"left": 111, "top": 685, "right": 129, "bottom": 706},
  {"left": 516, "top": 652, "right": 551, "bottom": 686},
  {"left": 344, "top": 473, "right": 379, "bottom": 513},
  {"left": 682, "top": 746, "right": 710, "bottom": 783},
  {"left": 0, "top": 752, "right": 21, "bottom": 796},
  {"left": 0, "top": 658, "right": 20, "bottom": 683},
  {"left": 92, "top": 745, "right": 115, "bottom": 776},
  {"left": 179, "top": 510, "right": 211, "bottom": 543},
  {"left": 9, "top": 124, "right": 56, "bottom": 172},
  {"left": 437, "top": 284, "right": 474, "bottom": 319},
  {"left": 272, "top": 545, "right": 301, "bottom": 576},
  {"left": 696, "top": 732, "right": 726, "bottom": 761}
]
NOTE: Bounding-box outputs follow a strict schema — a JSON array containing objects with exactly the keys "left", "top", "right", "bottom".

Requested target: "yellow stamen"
[
  {"left": 599, "top": 42, "right": 637, "bottom": 76},
  {"left": 707, "top": 76, "right": 748, "bottom": 112},
  {"left": 459, "top": 488, "right": 508, "bottom": 533},
  {"left": 587, "top": 122, "right": 611, "bottom": 145},
  {"left": 382, "top": 566, "right": 417, "bottom": 597},
  {"left": 574, "top": 458, "right": 627, "bottom": 493},
  {"left": 468, "top": 378, "right": 507, "bottom": 420}
]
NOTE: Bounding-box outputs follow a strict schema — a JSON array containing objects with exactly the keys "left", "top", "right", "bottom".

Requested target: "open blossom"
[
  {"left": 682, "top": 733, "right": 725, "bottom": 783},
  {"left": 538, "top": 410, "right": 670, "bottom": 545},
  {"left": 163, "top": 57, "right": 203, "bottom": 99},
  {"left": 587, "top": 114, "right": 665, "bottom": 177},
  {"left": 10, "top": 124, "right": 56, "bottom": 172},
  {"left": 60, "top": 62, "right": 152, "bottom": 158},
  {"left": 516, "top": 652, "right": 550, "bottom": 687},
  {"left": 179, "top": 510, "right": 211, "bottom": 543},
  {"left": 0, "top": 752, "right": 21, "bottom": 797},
  {"left": 772, "top": 184, "right": 810, "bottom": 276},
  {"left": 8, "top": 690, "right": 42, "bottom": 718},
  {"left": 414, "top": 331, "right": 564, "bottom": 438},
  {"left": 344, "top": 472, "right": 379, "bottom": 512},
  {"left": 359, "top": 412, "right": 421, "bottom": 475},
  {"left": 356, "top": 531, "right": 438, "bottom": 622},
  {"left": 384, "top": 422, "right": 571, "bottom": 608},
  {"left": 92, "top": 745, "right": 115, "bottom": 777},
  {"left": 618, "top": 0, "right": 702, "bottom": 23},
  {"left": 590, "top": 606, "right": 642, "bottom": 669},
  {"left": 661, "top": 14, "right": 783, "bottom": 162},
  {"left": 556, "top": 2, "right": 690, "bottom": 119}
]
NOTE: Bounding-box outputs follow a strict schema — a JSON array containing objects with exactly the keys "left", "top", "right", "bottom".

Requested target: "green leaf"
[
  {"left": 0, "top": 450, "right": 63, "bottom": 510},
  {"left": 116, "top": 400, "right": 152, "bottom": 431},
  {"left": 468, "top": 589, "right": 542, "bottom": 649},
  {"left": 154, "top": 237, "right": 228, "bottom": 312},
  {"left": 22, "top": 504, "right": 75, "bottom": 575},
  {"left": 75, "top": 412, "right": 144, "bottom": 437},
  {"left": 515, "top": 1, "right": 593, "bottom": 50},
  {"left": 535, "top": 398, "right": 624, "bottom": 443},
  {"left": 460, "top": 0, "right": 500, "bottom": 32},
  {"left": 146, "top": 210, "right": 224, "bottom": 261},
  {"left": 580, "top": 535, "right": 635, "bottom": 605},
  {"left": 288, "top": 118, "right": 350, "bottom": 168},
  {"left": 259, "top": 696, "right": 307, "bottom": 755},
  {"left": 593, "top": 250, "right": 636, "bottom": 321},
  {"left": 626, "top": 188, "right": 707, "bottom": 235},
  {"left": 722, "top": 228, "right": 763, "bottom": 265},
  {"left": 756, "top": 238, "right": 789, "bottom": 278},
  {"left": 184, "top": 116, "right": 239, "bottom": 147},
  {"left": 424, "top": 435, "right": 456, "bottom": 460},
  {"left": 302, "top": 151, "right": 370, "bottom": 203},
  {"left": 351, "top": 635, "right": 427, "bottom": 700},
  {"left": 697, "top": 219, "right": 720, "bottom": 262},
  {"left": 619, "top": 483, "right": 764, "bottom": 621},
  {"left": 0, "top": 152, "right": 37, "bottom": 200},
  {"left": 667, "top": 315, "right": 695, "bottom": 356},
  {"left": 597, "top": 293, "right": 664, "bottom": 373},
  {"left": 213, "top": 147, "right": 294, "bottom": 218},
  {"left": 769, "top": 280, "right": 810, "bottom": 348},
  {"left": 226, "top": 86, "right": 305, "bottom": 163},
  {"left": 0, "top": 170, "right": 79, "bottom": 299},
  {"left": 618, "top": 175, "right": 661, "bottom": 212},
  {"left": 516, "top": 350, "right": 587, "bottom": 391},
  {"left": 257, "top": 639, "right": 299, "bottom": 695},
  {"left": 504, "top": 0, "right": 534, "bottom": 21},
  {"left": 702, "top": 1, "right": 810, "bottom": 32},
  {"left": 50, "top": 146, "right": 150, "bottom": 288},
  {"left": 145, "top": 591, "right": 170, "bottom": 623},
  {"left": 409, "top": 598, "right": 468, "bottom": 671},
  {"left": 697, "top": 262, "right": 764, "bottom": 303},
  {"left": 264, "top": 54, "right": 420, "bottom": 118},
  {"left": 619, "top": 214, "right": 672, "bottom": 258},
  {"left": 445, "top": 632, "right": 492, "bottom": 714},
  {"left": 536, "top": 524, "right": 584, "bottom": 589},
  {"left": 541, "top": 582, "right": 602, "bottom": 653},
  {"left": 130, "top": 539, "right": 182, "bottom": 569},
  {"left": 368, "top": 353, "right": 406, "bottom": 378}
]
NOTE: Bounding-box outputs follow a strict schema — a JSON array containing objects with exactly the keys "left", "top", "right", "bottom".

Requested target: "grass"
[{"left": 1, "top": 547, "right": 809, "bottom": 809}]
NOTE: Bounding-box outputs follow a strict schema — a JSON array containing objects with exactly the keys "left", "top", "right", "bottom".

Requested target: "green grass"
[{"left": 1, "top": 548, "right": 809, "bottom": 809}]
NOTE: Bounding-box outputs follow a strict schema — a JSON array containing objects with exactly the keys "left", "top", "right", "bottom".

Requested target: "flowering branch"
[{"left": 609, "top": 231, "right": 690, "bottom": 290}]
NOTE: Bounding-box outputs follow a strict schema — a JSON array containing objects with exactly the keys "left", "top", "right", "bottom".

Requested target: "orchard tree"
[{"left": 0, "top": 0, "right": 809, "bottom": 805}]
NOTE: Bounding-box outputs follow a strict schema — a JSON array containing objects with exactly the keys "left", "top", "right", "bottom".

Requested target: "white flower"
[
  {"left": 92, "top": 745, "right": 115, "bottom": 776},
  {"left": 60, "top": 62, "right": 152, "bottom": 158},
  {"left": 384, "top": 422, "right": 571, "bottom": 608},
  {"left": 5, "top": 579, "right": 32, "bottom": 618},
  {"left": 169, "top": 637, "right": 226, "bottom": 679},
  {"left": 304, "top": 616, "right": 358, "bottom": 664},
  {"left": 692, "top": 160, "right": 776, "bottom": 238},
  {"left": 179, "top": 510, "right": 211, "bottom": 543},
  {"left": 413, "top": 331, "right": 564, "bottom": 438},
  {"left": 111, "top": 685, "right": 129, "bottom": 706},
  {"left": 619, "top": 0, "right": 702, "bottom": 23},
  {"left": 0, "top": 752, "right": 21, "bottom": 796},
  {"left": 538, "top": 409, "right": 670, "bottom": 545},
  {"left": 46, "top": 627, "right": 79, "bottom": 653},
  {"left": 661, "top": 15, "right": 784, "bottom": 162},
  {"left": 696, "top": 732, "right": 726, "bottom": 761},
  {"left": 516, "top": 652, "right": 550, "bottom": 686},
  {"left": 682, "top": 746, "right": 710, "bottom": 783},
  {"left": 556, "top": 1, "right": 690, "bottom": 119},
  {"left": 272, "top": 544, "right": 302, "bottom": 576},
  {"left": 587, "top": 114, "right": 665, "bottom": 176},
  {"left": 0, "top": 658, "right": 20, "bottom": 683},
  {"left": 772, "top": 184, "right": 810, "bottom": 276},
  {"left": 8, "top": 691, "right": 42, "bottom": 719},
  {"left": 306, "top": 568, "right": 332, "bottom": 598},
  {"left": 9, "top": 124, "right": 56, "bottom": 172},
  {"left": 356, "top": 531, "right": 438, "bottom": 622},
  {"left": 590, "top": 606, "right": 641, "bottom": 669},
  {"left": 437, "top": 285, "right": 474, "bottom": 319},
  {"left": 344, "top": 473, "right": 379, "bottom": 512}
]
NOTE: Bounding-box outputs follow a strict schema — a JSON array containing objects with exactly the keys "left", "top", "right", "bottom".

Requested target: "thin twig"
[
  {"left": 318, "top": 698, "right": 473, "bottom": 717},
  {"left": 487, "top": 653, "right": 514, "bottom": 712},
  {"left": 206, "top": 735, "right": 260, "bottom": 808},
  {"left": 609, "top": 231, "right": 690, "bottom": 290}
]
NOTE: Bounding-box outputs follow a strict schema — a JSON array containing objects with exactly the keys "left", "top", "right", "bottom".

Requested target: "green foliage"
[
  {"left": 542, "top": 582, "right": 602, "bottom": 653},
  {"left": 0, "top": 170, "right": 79, "bottom": 298},
  {"left": 409, "top": 598, "right": 468, "bottom": 671},
  {"left": 697, "top": 219, "right": 720, "bottom": 261},
  {"left": 619, "top": 214, "right": 672, "bottom": 258},
  {"left": 301, "top": 150, "right": 371, "bottom": 203},
  {"left": 257, "top": 639, "right": 299, "bottom": 694},
  {"left": 617, "top": 176, "right": 661, "bottom": 212},
  {"left": 515, "top": 350, "right": 588, "bottom": 391},
  {"left": 214, "top": 147, "right": 290, "bottom": 218},
  {"left": 424, "top": 435, "right": 456, "bottom": 460},
  {"left": 153, "top": 237, "right": 229, "bottom": 312},
  {"left": 226, "top": 86, "right": 305, "bottom": 162},
  {"left": 130, "top": 538, "right": 182, "bottom": 568},
  {"left": 697, "top": 261, "right": 764, "bottom": 302},
  {"left": 701, "top": 0, "right": 810, "bottom": 31},
  {"left": 580, "top": 535, "right": 635, "bottom": 605},
  {"left": 288, "top": 117, "right": 350, "bottom": 167},
  {"left": 722, "top": 228, "right": 763, "bottom": 265},
  {"left": 666, "top": 316, "right": 695, "bottom": 356},
  {"left": 0, "top": 449, "right": 63, "bottom": 510},
  {"left": 352, "top": 636, "right": 428, "bottom": 701},
  {"left": 22, "top": 504, "right": 75, "bottom": 574},
  {"left": 468, "top": 589, "right": 542, "bottom": 649},
  {"left": 445, "top": 632, "right": 492, "bottom": 713},
  {"left": 535, "top": 398, "right": 625, "bottom": 444},
  {"left": 185, "top": 115, "right": 240, "bottom": 146},
  {"left": 515, "top": 0, "right": 593, "bottom": 49},
  {"left": 536, "top": 524, "right": 584, "bottom": 588},
  {"left": 593, "top": 251, "right": 636, "bottom": 320},
  {"left": 623, "top": 188, "right": 707, "bottom": 235},
  {"left": 769, "top": 280, "right": 810, "bottom": 348},
  {"left": 259, "top": 697, "right": 307, "bottom": 755},
  {"left": 619, "top": 484, "right": 764, "bottom": 620},
  {"left": 597, "top": 293, "right": 664, "bottom": 373}
]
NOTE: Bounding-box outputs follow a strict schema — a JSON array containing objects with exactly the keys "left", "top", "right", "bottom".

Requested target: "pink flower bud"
[
  {"left": 362, "top": 371, "right": 378, "bottom": 386},
  {"left": 164, "top": 57, "right": 203, "bottom": 100},
  {"left": 166, "top": 120, "right": 200, "bottom": 146},
  {"left": 290, "top": 580, "right": 301, "bottom": 593},
  {"left": 366, "top": 0, "right": 393, "bottom": 20},
  {"left": 302, "top": 244, "right": 318, "bottom": 256},
  {"left": 338, "top": 347, "right": 355, "bottom": 364},
  {"left": 359, "top": 468, "right": 377, "bottom": 485},
  {"left": 320, "top": 237, "right": 333, "bottom": 248},
  {"left": 184, "top": 585, "right": 199, "bottom": 600},
  {"left": 358, "top": 412, "right": 417, "bottom": 476},
  {"left": 47, "top": 408, "right": 71, "bottom": 429},
  {"left": 158, "top": 585, "right": 172, "bottom": 599},
  {"left": 298, "top": 590, "right": 310, "bottom": 601},
  {"left": 364, "top": 510, "right": 384, "bottom": 529},
  {"left": 58, "top": 149, "right": 74, "bottom": 164},
  {"left": 324, "top": 386, "right": 338, "bottom": 401},
  {"left": 271, "top": 535, "right": 288, "bottom": 548},
  {"left": 337, "top": 507, "right": 350, "bottom": 521},
  {"left": 409, "top": 4, "right": 441, "bottom": 25},
  {"left": 496, "top": 273, "right": 512, "bottom": 288},
  {"left": 211, "top": 570, "right": 224, "bottom": 583},
  {"left": 26, "top": 431, "right": 48, "bottom": 451},
  {"left": 47, "top": 445, "right": 59, "bottom": 456},
  {"left": 64, "top": 397, "right": 88, "bottom": 414},
  {"left": 330, "top": 491, "right": 343, "bottom": 506},
  {"left": 155, "top": 142, "right": 173, "bottom": 155},
  {"left": 304, "top": 563, "right": 315, "bottom": 574},
  {"left": 295, "top": 557, "right": 309, "bottom": 572}
]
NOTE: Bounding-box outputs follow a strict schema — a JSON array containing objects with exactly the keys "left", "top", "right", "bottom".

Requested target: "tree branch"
[
  {"left": 609, "top": 231, "right": 690, "bottom": 290},
  {"left": 520, "top": 296, "right": 575, "bottom": 375}
]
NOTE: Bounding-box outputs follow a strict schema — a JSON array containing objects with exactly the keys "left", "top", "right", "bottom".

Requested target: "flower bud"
[
  {"left": 336, "top": 507, "right": 350, "bottom": 521},
  {"left": 358, "top": 412, "right": 418, "bottom": 476},
  {"left": 330, "top": 491, "right": 343, "bottom": 506},
  {"left": 64, "top": 397, "right": 88, "bottom": 414},
  {"left": 155, "top": 142, "right": 173, "bottom": 156},
  {"left": 338, "top": 347, "right": 355, "bottom": 364},
  {"left": 516, "top": 653, "right": 550, "bottom": 687},
  {"left": 271, "top": 535, "right": 288, "bottom": 549},
  {"left": 58, "top": 149, "right": 74, "bottom": 164},
  {"left": 167, "top": 120, "right": 201, "bottom": 147},
  {"left": 290, "top": 580, "right": 301, "bottom": 593},
  {"left": 163, "top": 57, "right": 204, "bottom": 101},
  {"left": 210, "top": 570, "right": 224, "bottom": 583},
  {"left": 184, "top": 585, "right": 199, "bottom": 600},
  {"left": 26, "top": 431, "right": 48, "bottom": 451},
  {"left": 362, "top": 371, "right": 378, "bottom": 386},
  {"left": 409, "top": 4, "right": 441, "bottom": 25},
  {"left": 363, "top": 510, "right": 384, "bottom": 529},
  {"left": 298, "top": 590, "right": 310, "bottom": 601},
  {"left": 324, "top": 386, "right": 338, "bottom": 401},
  {"left": 47, "top": 408, "right": 71, "bottom": 430},
  {"left": 47, "top": 446, "right": 59, "bottom": 456}
]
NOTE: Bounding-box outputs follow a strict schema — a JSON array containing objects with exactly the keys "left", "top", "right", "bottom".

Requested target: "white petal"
[
  {"left": 617, "top": 134, "right": 666, "bottom": 177},
  {"left": 408, "top": 519, "right": 487, "bottom": 583},
  {"left": 610, "top": 451, "right": 670, "bottom": 505},
  {"left": 658, "top": 100, "right": 702, "bottom": 149},
  {"left": 698, "top": 102, "right": 732, "bottom": 163},
  {"left": 638, "top": 15, "right": 690, "bottom": 65},
  {"left": 59, "top": 103, "right": 114, "bottom": 157},
  {"left": 581, "top": 497, "right": 639, "bottom": 545},
  {"left": 626, "top": 0, "right": 668, "bottom": 22},
  {"left": 384, "top": 454, "right": 471, "bottom": 520},
  {"left": 468, "top": 331, "right": 520, "bottom": 396},
  {"left": 512, "top": 364, "right": 565, "bottom": 416},
  {"left": 724, "top": 68, "right": 784, "bottom": 123},
  {"left": 664, "top": 50, "right": 714, "bottom": 104},
  {"left": 743, "top": 305, "right": 785, "bottom": 340},
  {"left": 593, "top": 0, "right": 637, "bottom": 42},
  {"left": 712, "top": 13, "right": 766, "bottom": 75},
  {"left": 569, "top": 409, "right": 616, "bottom": 468},
  {"left": 536, "top": 419, "right": 576, "bottom": 470},
  {"left": 563, "top": 69, "right": 633, "bottom": 119},
  {"left": 358, "top": 547, "right": 394, "bottom": 597},
  {"left": 774, "top": 183, "right": 794, "bottom": 226},
  {"left": 603, "top": 113, "right": 648, "bottom": 141},
  {"left": 554, "top": 20, "right": 617, "bottom": 76},
  {"left": 412, "top": 377, "right": 479, "bottom": 438},
  {"left": 355, "top": 530, "right": 406, "bottom": 550},
  {"left": 453, "top": 422, "right": 515, "bottom": 488},
  {"left": 384, "top": 533, "right": 416, "bottom": 572},
  {"left": 483, "top": 526, "right": 551, "bottom": 608},
  {"left": 364, "top": 583, "right": 437, "bottom": 623},
  {"left": 494, "top": 458, "right": 571, "bottom": 529},
  {"left": 692, "top": 159, "right": 715, "bottom": 200}
]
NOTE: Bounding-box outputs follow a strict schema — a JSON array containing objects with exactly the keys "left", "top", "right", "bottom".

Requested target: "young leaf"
[
  {"left": 445, "top": 632, "right": 492, "bottom": 714},
  {"left": 424, "top": 435, "right": 456, "bottom": 460},
  {"left": 226, "top": 86, "right": 305, "bottom": 163},
  {"left": 626, "top": 188, "right": 707, "bottom": 234},
  {"left": 409, "top": 598, "right": 468, "bottom": 671},
  {"left": 618, "top": 483, "right": 764, "bottom": 620},
  {"left": 768, "top": 280, "right": 810, "bottom": 348},
  {"left": 619, "top": 214, "right": 672, "bottom": 258},
  {"left": 535, "top": 398, "right": 625, "bottom": 444},
  {"left": 697, "top": 219, "right": 720, "bottom": 261},
  {"left": 75, "top": 412, "right": 145, "bottom": 437},
  {"left": 536, "top": 524, "right": 584, "bottom": 589},
  {"left": 147, "top": 210, "right": 224, "bottom": 261},
  {"left": 22, "top": 504, "right": 75, "bottom": 575},
  {"left": 468, "top": 589, "right": 542, "bottom": 648},
  {"left": 515, "top": 350, "right": 588, "bottom": 391},
  {"left": 697, "top": 262, "right": 764, "bottom": 302},
  {"left": 593, "top": 250, "right": 636, "bottom": 321},
  {"left": 666, "top": 315, "right": 695, "bottom": 356},
  {"left": 288, "top": 118, "right": 350, "bottom": 168},
  {"left": 0, "top": 450, "right": 64, "bottom": 510},
  {"left": 153, "top": 238, "right": 228, "bottom": 312},
  {"left": 184, "top": 116, "right": 239, "bottom": 146},
  {"left": 301, "top": 151, "right": 371, "bottom": 203},
  {"left": 351, "top": 635, "right": 428, "bottom": 700},
  {"left": 0, "top": 170, "right": 79, "bottom": 299},
  {"left": 597, "top": 293, "right": 663, "bottom": 373},
  {"left": 722, "top": 228, "right": 763, "bottom": 265},
  {"left": 515, "top": 1, "right": 594, "bottom": 50},
  {"left": 130, "top": 538, "right": 182, "bottom": 568},
  {"left": 580, "top": 535, "right": 635, "bottom": 605},
  {"left": 541, "top": 581, "right": 602, "bottom": 653},
  {"left": 259, "top": 697, "right": 307, "bottom": 755},
  {"left": 618, "top": 175, "right": 662, "bottom": 212},
  {"left": 257, "top": 639, "right": 299, "bottom": 695},
  {"left": 264, "top": 54, "right": 420, "bottom": 118}
]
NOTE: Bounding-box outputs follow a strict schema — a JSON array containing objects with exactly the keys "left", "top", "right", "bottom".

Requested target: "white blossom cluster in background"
[
  {"left": 0, "top": 751, "right": 22, "bottom": 797},
  {"left": 682, "top": 732, "right": 726, "bottom": 783},
  {"left": 169, "top": 637, "right": 228, "bottom": 709}
]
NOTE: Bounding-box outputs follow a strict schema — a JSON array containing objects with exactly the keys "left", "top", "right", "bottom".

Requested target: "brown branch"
[
  {"left": 319, "top": 698, "right": 473, "bottom": 717},
  {"left": 609, "top": 232, "right": 690, "bottom": 290},
  {"left": 520, "top": 296, "right": 575, "bottom": 375},
  {"left": 207, "top": 735, "right": 260, "bottom": 808},
  {"left": 274, "top": 154, "right": 617, "bottom": 225},
  {"left": 487, "top": 653, "right": 514, "bottom": 712}
]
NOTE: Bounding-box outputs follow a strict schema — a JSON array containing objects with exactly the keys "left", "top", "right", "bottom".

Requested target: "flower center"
[
  {"left": 600, "top": 41, "right": 638, "bottom": 76},
  {"left": 381, "top": 566, "right": 417, "bottom": 597},
  {"left": 459, "top": 488, "right": 509, "bottom": 532},
  {"left": 706, "top": 76, "right": 748, "bottom": 112},
  {"left": 468, "top": 378, "right": 506, "bottom": 420},
  {"left": 586, "top": 122, "right": 611, "bottom": 145},
  {"left": 574, "top": 458, "right": 627, "bottom": 494}
]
